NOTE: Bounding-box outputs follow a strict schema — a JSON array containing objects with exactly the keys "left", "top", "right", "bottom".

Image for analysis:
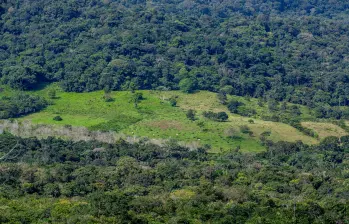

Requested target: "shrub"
[
  {"left": 203, "top": 111, "right": 228, "bottom": 122},
  {"left": 53, "top": 116, "right": 63, "bottom": 121},
  {"left": 186, "top": 109, "right": 196, "bottom": 121},
  {"left": 169, "top": 97, "right": 177, "bottom": 107},
  {"left": 131, "top": 92, "right": 144, "bottom": 108},
  {"left": 196, "top": 121, "right": 205, "bottom": 129},
  {"left": 261, "top": 131, "right": 271, "bottom": 137},
  {"left": 217, "top": 112, "right": 229, "bottom": 121},
  {"left": 240, "top": 125, "right": 252, "bottom": 134}
]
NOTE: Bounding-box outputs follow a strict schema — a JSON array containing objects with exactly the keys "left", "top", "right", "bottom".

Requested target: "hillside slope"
[
  {"left": 0, "top": 84, "right": 327, "bottom": 152},
  {"left": 1, "top": 0, "right": 349, "bottom": 109}
]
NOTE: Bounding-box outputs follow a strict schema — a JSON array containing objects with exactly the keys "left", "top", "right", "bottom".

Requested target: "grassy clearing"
[
  {"left": 344, "top": 121, "right": 349, "bottom": 127},
  {"left": 0, "top": 83, "right": 324, "bottom": 152},
  {"left": 301, "top": 122, "right": 348, "bottom": 139}
]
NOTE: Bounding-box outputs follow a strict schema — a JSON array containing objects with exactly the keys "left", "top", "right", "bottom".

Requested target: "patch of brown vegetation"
[
  {"left": 147, "top": 120, "right": 184, "bottom": 130},
  {"left": 301, "top": 122, "right": 348, "bottom": 139}
]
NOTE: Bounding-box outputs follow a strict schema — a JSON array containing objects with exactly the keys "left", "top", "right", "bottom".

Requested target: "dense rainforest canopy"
[
  {"left": 1, "top": 0, "right": 349, "bottom": 107},
  {"left": 0, "top": 133, "right": 348, "bottom": 223}
]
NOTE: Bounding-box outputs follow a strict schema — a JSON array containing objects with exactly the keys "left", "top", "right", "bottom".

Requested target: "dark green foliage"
[
  {"left": 88, "top": 191, "right": 130, "bottom": 219},
  {"left": 281, "top": 101, "right": 287, "bottom": 111},
  {"left": 227, "top": 99, "right": 257, "bottom": 117},
  {"left": 313, "top": 105, "right": 349, "bottom": 119},
  {"left": 103, "top": 94, "right": 114, "bottom": 102},
  {"left": 261, "top": 131, "right": 271, "bottom": 137},
  {"left": 227, "top": 100, "right": 244, "bottom": 114},
  {"left": 239, "top": 125, "right": 252, "bottom": 135},
  {"left": 0, "top": 133, "right": 347, "bottom": 223},
  {"left": 133, "top": 93, "right": 143, "bottom": 101},
  {"left": 290, "top": 105, "right": 301, "bottom": 116},
  {"left": 1, "top": 66, "right": 40, "bottom": 90},
  {"left": 0, "top": 93, "right": 47, "bottom": 119},
  {"left": 268, "top": 100, "right": 279, "bottom": 112},
  {"left": 259, "top": 131, "right": 271, "bottom": 143},
  {"left": 169, "top": 97, "right": 177, "bottom": 107},
  {"left": 257, "top": 98, "right": 264, "bottom": 107},
  {"left": 53, "top": 116, "right": 62, "bottom": 121},
  {"left": 196, "top": 120, "right": 205, "bottom": 129},
  {"left": 131, "top": 92, "right": 143, "bottom": 108},
  {"left": 186, "top": 109, "right": 196, "bottom": 121},
  {"left": 203, "top": 111, "right": 228, "bottom": 122},
  {"left": 1, "top": 0, "right": 349, "bottom": 109},
  {"left": 217, "top": 112, "right": 229, "bottom": 121}
]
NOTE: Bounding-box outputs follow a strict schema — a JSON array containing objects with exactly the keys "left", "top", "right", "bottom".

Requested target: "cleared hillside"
[{"left": 0, "top": 84, "right": 322, "bottom": 152}]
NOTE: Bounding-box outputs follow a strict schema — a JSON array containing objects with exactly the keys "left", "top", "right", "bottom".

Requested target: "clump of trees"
[
  {"left": 227, "top": 100, "right": 244, "bottom": 114},
  {"left": 203, "top": 111, "right": 229, "bottom": 122},
  {"left": 0, "top": 93, "right": 47, "bottom": 119}
]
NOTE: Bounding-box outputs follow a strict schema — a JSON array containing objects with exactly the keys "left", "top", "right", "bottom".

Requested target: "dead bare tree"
[{"left": 0, "top": 141, "right": 19, "bottom": 161}]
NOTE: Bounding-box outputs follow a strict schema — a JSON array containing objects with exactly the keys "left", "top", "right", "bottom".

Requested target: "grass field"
[
  {"left": 301, "top": 122, "right": 348, "bottom": 139},
  {"left": 1, "top": 83, "right": 346, "bottom": 152}
]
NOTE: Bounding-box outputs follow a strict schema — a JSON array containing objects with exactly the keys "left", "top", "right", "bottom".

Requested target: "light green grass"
[{"left": 0, "top": 83, "right": 322, "bottom": 152}]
